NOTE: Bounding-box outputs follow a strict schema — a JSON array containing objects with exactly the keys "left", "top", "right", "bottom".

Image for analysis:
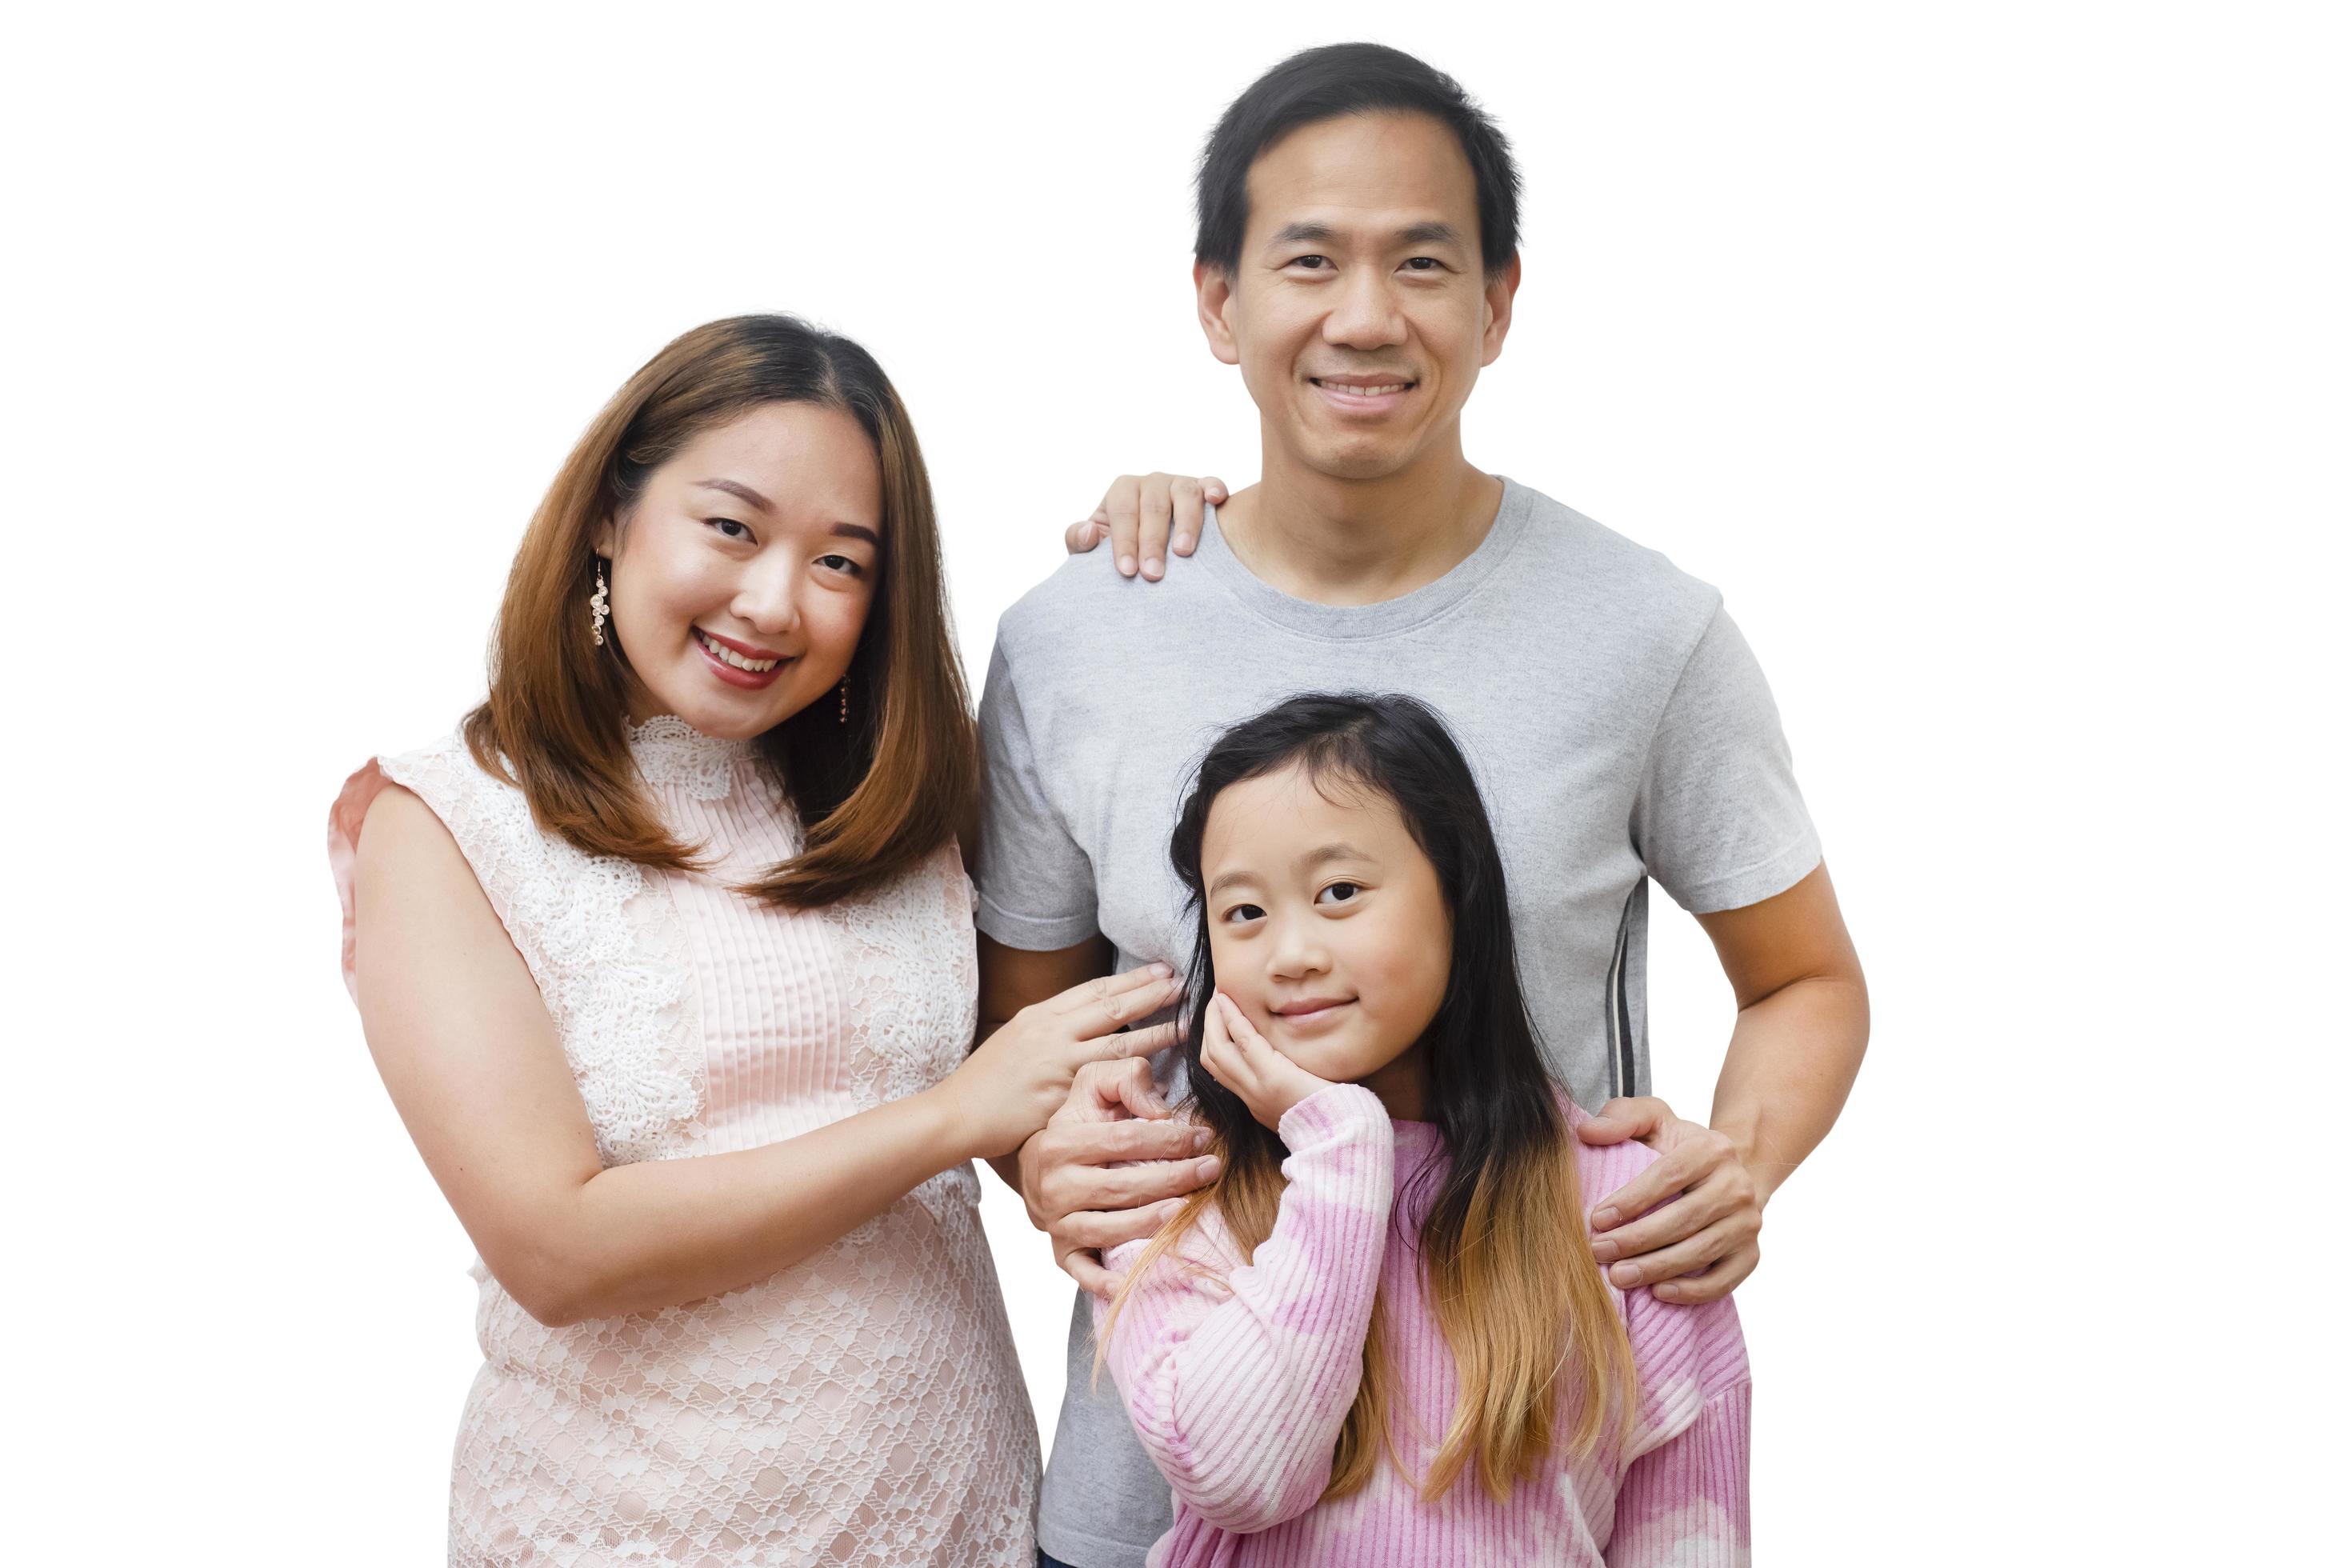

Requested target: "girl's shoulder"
[{"left": 1556, "top": 1088, "right": 1665, "bottom": 1199}]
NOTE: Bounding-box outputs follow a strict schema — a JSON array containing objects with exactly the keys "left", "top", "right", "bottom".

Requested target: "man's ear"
[
  {"left": 1479, "top": 252, "right": 1522, "bottom": 368},
  {"left": 1194, "top": 261, "right": 1241, "bottom": 366}
]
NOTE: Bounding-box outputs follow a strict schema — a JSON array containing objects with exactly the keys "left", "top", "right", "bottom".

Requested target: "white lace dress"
[{"left": 327, "top": 717, "right": 1039, "bottom": 1566}]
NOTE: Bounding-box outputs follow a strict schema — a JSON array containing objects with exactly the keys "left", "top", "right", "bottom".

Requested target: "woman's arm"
[
  {"left": 353, "top": 783, "right": 1179, "bottom": 1326},
  {"left": 1095, "top": 1083, "right": 1393, "bottom": 1534}
]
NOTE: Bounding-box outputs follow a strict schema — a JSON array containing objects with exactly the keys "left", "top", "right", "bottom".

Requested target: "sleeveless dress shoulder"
[{"left": 329, "top": 719, "right": 1038, "bottom": 1566}]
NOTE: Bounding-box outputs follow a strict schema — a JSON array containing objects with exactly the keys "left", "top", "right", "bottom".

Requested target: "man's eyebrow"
[
  {"left": 1263, "top": 220, "right": 1465, "bottom": 251},
  {"left": 1395, "top": 221, "right": 1463, "bottom": 248},
  {"left": 693, "top": 478, "right": 774, "bottom": 514},
  {"left": 1266, "top": 221, "right": 1338, "bottom": 249}
]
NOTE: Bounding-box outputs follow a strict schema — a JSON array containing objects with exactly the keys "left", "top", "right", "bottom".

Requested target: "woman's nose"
[{"left": 733, "top": 560, "right": 802, "bottom": 636}]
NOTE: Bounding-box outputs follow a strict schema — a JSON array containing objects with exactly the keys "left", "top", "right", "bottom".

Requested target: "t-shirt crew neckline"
[{"left": 1194, "top": 474, "right": 1538, "bottom": 642}]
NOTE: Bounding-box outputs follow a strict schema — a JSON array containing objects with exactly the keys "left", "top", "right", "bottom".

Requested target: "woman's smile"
[{"left": 691, "top": 625, "right": 790, "bottom": 689}]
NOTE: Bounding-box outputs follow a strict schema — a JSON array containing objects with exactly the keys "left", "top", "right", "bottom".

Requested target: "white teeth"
[
  {"left": 1322, "top": 381, "right": 1408, "bottom": 396},
  {"left": 695, "top": 630, "right": 778, "bottom": 671}
]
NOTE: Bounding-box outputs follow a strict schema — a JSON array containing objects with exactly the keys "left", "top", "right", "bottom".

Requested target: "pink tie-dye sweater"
[{"left": 1095, "top": 1084, "right": 1750, "bottom": 1567}]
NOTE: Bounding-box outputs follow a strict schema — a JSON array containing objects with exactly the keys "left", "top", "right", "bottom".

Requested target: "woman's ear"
[{"left": 592, "top": 514, "right": 620, "bottom": 558}]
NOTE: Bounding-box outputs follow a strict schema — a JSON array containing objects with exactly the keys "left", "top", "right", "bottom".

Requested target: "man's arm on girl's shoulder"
[{"left": 1581, "top": 863, "right": 1868, "bottom": 1303}]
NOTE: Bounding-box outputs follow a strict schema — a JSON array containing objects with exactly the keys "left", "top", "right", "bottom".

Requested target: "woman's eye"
[
  {"left": 708, "top": 518, "right": 752, "bottom": 542},
  {"left": 1223, "top": 903, "right": 1265, "bottom": 924},
  {"left": 819, "top": 554, "right": 864, "bottom": 576},
  {"left": 1315, "top": 882, "right": 1362, "bottom": 906}
]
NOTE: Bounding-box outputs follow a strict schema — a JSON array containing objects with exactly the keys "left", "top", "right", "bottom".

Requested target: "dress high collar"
[{"left": 626, "top": 715, "right": 757, "bottom": 798}]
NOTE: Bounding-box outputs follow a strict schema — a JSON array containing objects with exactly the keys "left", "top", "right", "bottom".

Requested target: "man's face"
[{"left": 1198, "top": 111, "right": 1517, "bottom": 482}]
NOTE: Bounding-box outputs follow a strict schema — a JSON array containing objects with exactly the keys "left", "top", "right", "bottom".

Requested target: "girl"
[
  {"left": 328, "top": 314, "right": 1210, "bottom": 1565},
  {"left": 1096, "top": 694, "right": 1752, "bottom": 1566}
]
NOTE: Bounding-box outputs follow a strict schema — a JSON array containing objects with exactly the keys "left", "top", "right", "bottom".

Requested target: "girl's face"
[
  {"left": 594, "top": 402, "right": 882, "bottom": 739},
  {"left": 1199, "top": 762, "right": 1452, "bottom": 1108}
]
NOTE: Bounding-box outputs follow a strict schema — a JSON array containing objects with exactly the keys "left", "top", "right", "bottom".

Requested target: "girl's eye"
[
  {"left": 1222, "top": 902, "right": 1265, "bottom": 924},
  {"left": 708, "top": 518, "right": 753, "bottom": 542},
  {"left": 818, "top": 554, "right": 864, "bottom": 577},
  {"left": 1315, "top": 882, "right": 1362, "bottom": 906}
]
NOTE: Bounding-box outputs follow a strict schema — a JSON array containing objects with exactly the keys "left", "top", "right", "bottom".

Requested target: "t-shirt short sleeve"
[
  {"left": 973, "top": 638, "right": 1101, "bottom": 950},
  {"left": 1634, "top": 605, "right": 1822, "bottom": 914}
]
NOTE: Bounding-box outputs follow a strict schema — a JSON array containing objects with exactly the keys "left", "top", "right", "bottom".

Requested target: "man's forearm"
[{"left": 1708, "top": 970, "right": 1869, "bottom": 1205}]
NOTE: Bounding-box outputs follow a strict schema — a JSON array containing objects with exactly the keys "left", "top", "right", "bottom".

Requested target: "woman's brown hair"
[
  {"left": 1102, "top": 694, "right": 1639, "bottom": 1502},
  {"left": 462, "top": 314, "right": 974, "bottom": 906}
]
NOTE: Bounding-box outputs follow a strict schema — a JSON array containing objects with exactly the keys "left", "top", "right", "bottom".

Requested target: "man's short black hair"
[{"left": 1194, "top": 42, "right": 1521, "bottom": 278}]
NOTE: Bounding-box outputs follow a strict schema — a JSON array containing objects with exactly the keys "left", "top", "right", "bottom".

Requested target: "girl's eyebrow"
[
  {"left": 1207, "top": 841, "right": 1370, "bottom": 898},
  {"left": 1298, "top": 841, "right": 1372, "bottom": 871}
]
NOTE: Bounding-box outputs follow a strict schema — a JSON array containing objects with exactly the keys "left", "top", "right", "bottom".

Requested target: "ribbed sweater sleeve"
[
  {"left": 1096, "top": 1084, "right": 1394, "bottom": 1535},
  {"left": 1605, "top": 1296, "right": 1752, "bottom": 1567}
]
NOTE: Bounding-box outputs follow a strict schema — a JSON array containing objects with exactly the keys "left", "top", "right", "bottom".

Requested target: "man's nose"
[{"left": 1322, "top": 266, "right": 1406, "bottom": 350}]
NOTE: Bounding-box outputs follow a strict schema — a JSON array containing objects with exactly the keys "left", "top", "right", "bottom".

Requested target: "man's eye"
[
  {"left": 1315, "top": 882, "right": 1362, "bottom": 906},
  {"left": 1402, "top": 257, "right": 1442, "bottom": 272},
  {"left": 1290, "top": 255, "right": 1331, "bottom": 270},
  {"left": 1223, "top": 903, "right": 1265, "bottom": 924},
  {"left": 708, "top": 518, "right": 752, "bottom": 541}
]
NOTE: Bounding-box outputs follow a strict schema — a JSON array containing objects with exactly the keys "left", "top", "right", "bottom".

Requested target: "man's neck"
[{"left": 1219, "top": 438, "right": 1504, "bottom": 607}]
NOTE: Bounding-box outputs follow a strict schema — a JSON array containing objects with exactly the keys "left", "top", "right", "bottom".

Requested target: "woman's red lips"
[{"left": 695, "top": 627, "right": 786, "bottom": 659}]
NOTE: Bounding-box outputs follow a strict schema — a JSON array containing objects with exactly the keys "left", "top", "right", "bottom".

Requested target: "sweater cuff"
[{"left": 1277, "top": 1082, "right": 1390, "bottom": 1149}]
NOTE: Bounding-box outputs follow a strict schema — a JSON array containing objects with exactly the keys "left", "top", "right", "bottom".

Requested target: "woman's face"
[
  {"left": 1199, "top": 762, "right": 1452, "bottom": 1110},
  {"left": 594, "top": 402, "right": 882, "bottom": 739}
]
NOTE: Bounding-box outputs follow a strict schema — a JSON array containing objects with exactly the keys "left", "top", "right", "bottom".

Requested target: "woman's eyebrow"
[{"left": 693, "top": 477, "right": 774, "bottom": 513}]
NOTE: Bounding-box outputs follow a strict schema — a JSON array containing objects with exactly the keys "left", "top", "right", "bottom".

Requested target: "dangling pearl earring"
[
  {"left": 838, "top": 674, "right": 850, "bottom": 725},
  {"left": 590, "top": 562, "right": 610, "bottom": 646}
]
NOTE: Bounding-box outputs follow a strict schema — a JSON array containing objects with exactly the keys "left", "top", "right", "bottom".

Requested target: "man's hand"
[
  {"left": 1064, "top": 472, "right": 1229, "bottom": 580},
  {"left": 1578, "top": 1095, "right": 1763, "bottom": 1305},
  {"left": 1017, "top": 1057, "right": 1222, "bottom": 1298}
]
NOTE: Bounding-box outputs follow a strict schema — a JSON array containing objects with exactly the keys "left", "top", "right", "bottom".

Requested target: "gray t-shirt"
[{"left": 974, "top": 478, "right": 1820, "bottom": 1568}]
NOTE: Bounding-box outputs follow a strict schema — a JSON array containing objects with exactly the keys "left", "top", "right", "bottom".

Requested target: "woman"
[{"left": 329, "top": 314, "right": 1205, "bottom": 1564}]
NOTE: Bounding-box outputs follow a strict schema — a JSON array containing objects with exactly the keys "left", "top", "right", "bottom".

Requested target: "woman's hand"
[
  {"left": 1198, "top": 993, "right": 1335, "bottom": 1132},
  {"left": 1064, "top": 473, "right": 1228, "bottom": 580},
  {"left": 942, "top": 966, "right": 1186, "bottom": 1160}
]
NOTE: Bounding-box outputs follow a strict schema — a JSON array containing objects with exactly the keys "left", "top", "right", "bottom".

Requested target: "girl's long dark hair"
[{"left": 1103, "top": 694, "right": 1636, "bottom": 1501}]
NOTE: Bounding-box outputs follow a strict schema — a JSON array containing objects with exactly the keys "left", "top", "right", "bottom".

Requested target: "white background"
[{"left": 8, "top": 3, "right": 2346, "bottom": 1562}]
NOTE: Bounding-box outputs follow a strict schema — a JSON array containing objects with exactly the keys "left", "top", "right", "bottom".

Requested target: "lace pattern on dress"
[{"left": 377, "top": 734, "right": 706, "bottom": 1165}]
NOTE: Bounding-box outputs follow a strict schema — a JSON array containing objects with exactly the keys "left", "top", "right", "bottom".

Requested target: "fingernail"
[
  {"left": 1190, "top": 1128, "right": 1214, "bottom": 1150},
  {"left": 1143, "top": 557, "right": 1162, "bottom": 578},
  {"left": 1174, "top": 534, "right": 1194, "bottom": 553},
  {"left": 1196, "top": 1157, "right": 1222, "bottom": 1182},
  {"left": 1609, "top": 1262, "right": 1639, "bottom": 1286},
  {"left": 1118, "top": 554, "right": 1137, "bottom": 575},
  {"left": 1591, "top": 1238, "right": 1619, "bottom": 1262},
  {"left": 1591, "top": 1208, "right": 1618, "bottom": 1230},
  {"left": 1150, "top": 962, "right": 1174, "bottom": 978}
]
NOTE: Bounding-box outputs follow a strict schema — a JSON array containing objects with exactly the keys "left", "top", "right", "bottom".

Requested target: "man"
[{"left": 975, "top": 42, "right": 1868, "bottom": 1568}]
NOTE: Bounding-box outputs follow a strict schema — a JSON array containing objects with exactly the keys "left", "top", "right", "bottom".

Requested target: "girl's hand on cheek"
[{"left": 1199, "top": 993, "right": 1336, "bottom": 1132}]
